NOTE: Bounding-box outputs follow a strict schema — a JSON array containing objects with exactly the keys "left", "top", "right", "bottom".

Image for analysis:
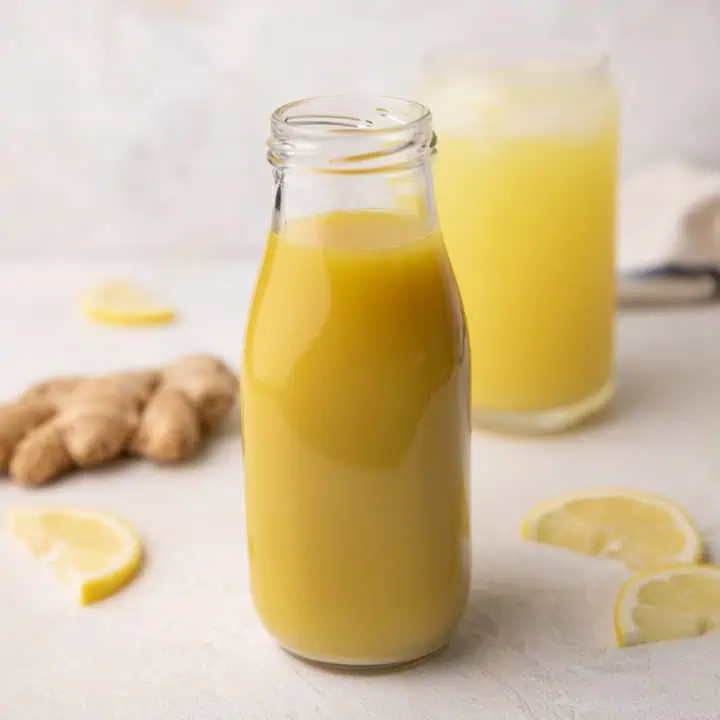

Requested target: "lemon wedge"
[
  {"left": 615, "top": 564, "right": 720, "bottom": 647},
  {"left": 521, "top": 488, "right": 702, "bottom": 570},
  {"left": 6, "top": 506, "right": 143, "bottom": 605},
  {"left": 82, "top": 281, "right": 176, "bottom": 326}
]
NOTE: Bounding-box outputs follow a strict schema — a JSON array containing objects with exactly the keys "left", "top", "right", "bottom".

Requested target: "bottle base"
[
  {"left": 279, "top": 639, "right": 449, "bottom": 672},
  {"left": 471, "top": 379, "right": 614, "bottom": 435}
]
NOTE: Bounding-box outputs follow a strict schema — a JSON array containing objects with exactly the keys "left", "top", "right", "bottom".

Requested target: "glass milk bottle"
[
  {"left": 423, "top": 46, "right": 619, "bottom": 433},
  {"left": 241, "top": 96, "right": 471, "bottom": 667}
]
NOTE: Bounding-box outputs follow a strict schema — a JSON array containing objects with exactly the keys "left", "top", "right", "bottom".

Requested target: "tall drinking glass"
[{"left": 422, "top": 46, "right": 619, "bottom": 433}]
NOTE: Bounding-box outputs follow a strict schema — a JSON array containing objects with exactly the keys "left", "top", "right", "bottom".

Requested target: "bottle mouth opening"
[
  {"left": 272, "top": 95, "right": 431, "bottom": 138},
  {"left": 268, "top": 95, "right": 435, "bottom": 173}
]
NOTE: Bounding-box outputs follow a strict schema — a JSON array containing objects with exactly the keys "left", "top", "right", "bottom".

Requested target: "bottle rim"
[
  {"left": 268, "top": 95, "right": 435, "bottom": 173},
  {"left": 271, "top": 95, "right": 431, "bottom": 139}
]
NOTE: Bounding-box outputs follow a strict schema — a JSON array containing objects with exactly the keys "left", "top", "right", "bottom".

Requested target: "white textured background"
[{"left": 2, "top": 0, "right": 720, "bottom": 257}]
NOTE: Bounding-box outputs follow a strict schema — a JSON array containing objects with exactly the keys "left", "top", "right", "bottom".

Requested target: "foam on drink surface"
[{"left": 425, "top": 66, "right": 616, "bottom": 142}]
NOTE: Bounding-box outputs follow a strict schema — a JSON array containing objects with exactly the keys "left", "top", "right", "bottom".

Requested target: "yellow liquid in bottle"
[{"left": 242, "top": 211, "right": 470, "bottom": 666}]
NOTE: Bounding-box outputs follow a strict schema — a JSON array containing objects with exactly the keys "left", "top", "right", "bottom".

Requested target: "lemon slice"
[
  {"left": 521, "top": 488, "right": 702, "bottom": 570},
  {"left": 615, "top": 564, "right": 720, "bottom": 647},
  {"left": 82, "top": 281, "right": 176, "bottom": 326},
  {"left": 6, "top": 506, "right": 143, "bottom": 605}
]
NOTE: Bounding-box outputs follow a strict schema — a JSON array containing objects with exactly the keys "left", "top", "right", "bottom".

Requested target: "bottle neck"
[{"left": 267, "top": 96, "right": 437, "bottom": 235}]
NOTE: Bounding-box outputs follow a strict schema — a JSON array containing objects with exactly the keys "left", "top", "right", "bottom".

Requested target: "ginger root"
[
  {"left": 131, "top": 387, "right": 201, "bottom": 463},
  {"left": 0, "top": 401, "right": 55, "bottom": 471},
  {"left": 1, "top": 355, "right": 238, "bottom": 487}
]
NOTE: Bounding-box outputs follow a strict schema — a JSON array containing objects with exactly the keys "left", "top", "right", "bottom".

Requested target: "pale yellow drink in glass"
[{"left": 425, "top": 56, "right": 618, "bottom": 432}]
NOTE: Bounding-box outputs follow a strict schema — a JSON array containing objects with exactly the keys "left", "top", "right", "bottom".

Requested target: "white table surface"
[{"left": 0, "top": 260, "right": 719, "bottom": 720}]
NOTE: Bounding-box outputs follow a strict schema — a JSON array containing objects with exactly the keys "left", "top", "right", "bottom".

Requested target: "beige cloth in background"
[{"left": 619, "top": 160, "right": 720, "bottom": 307}]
